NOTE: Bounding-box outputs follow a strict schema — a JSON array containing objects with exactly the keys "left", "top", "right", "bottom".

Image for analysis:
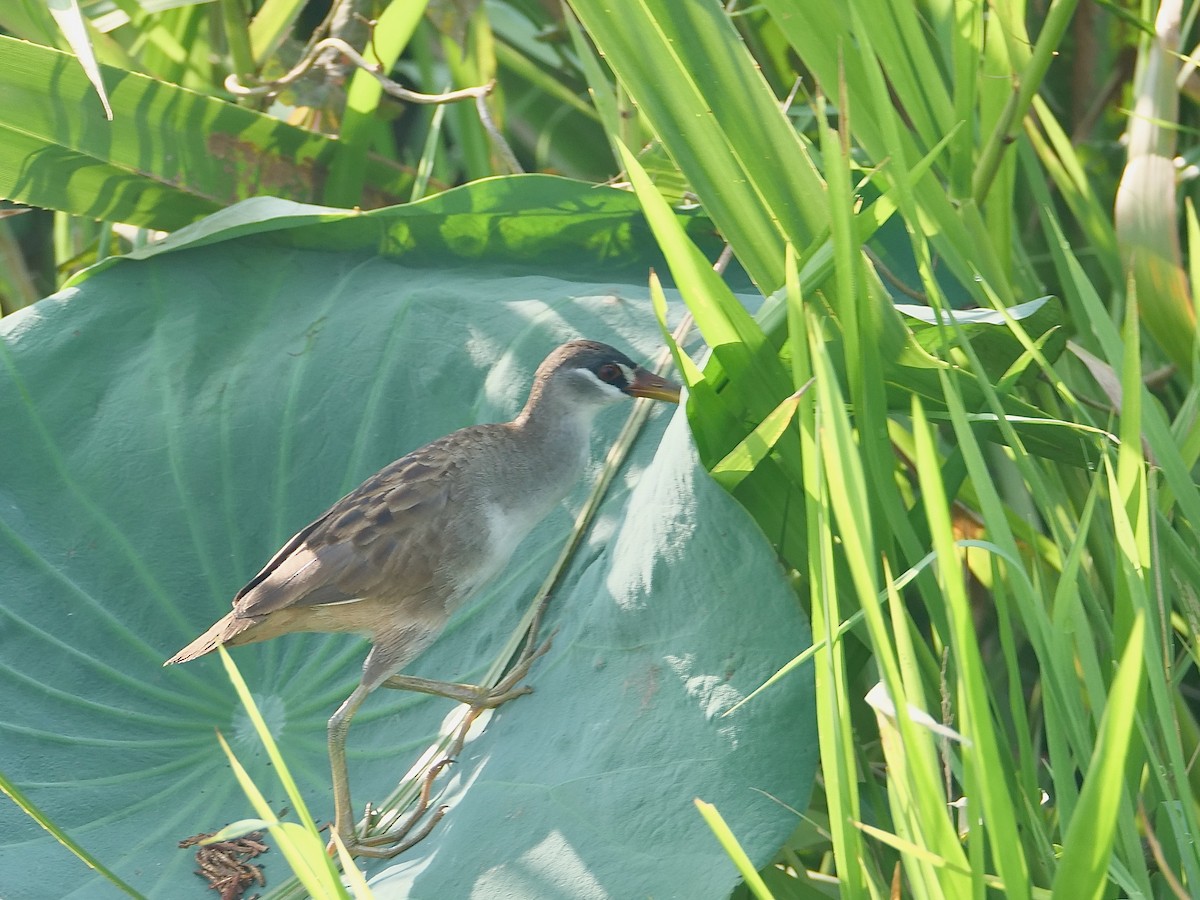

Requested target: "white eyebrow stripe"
[{"left": 576, "top": 367, "right": 630, "bottom": 398}]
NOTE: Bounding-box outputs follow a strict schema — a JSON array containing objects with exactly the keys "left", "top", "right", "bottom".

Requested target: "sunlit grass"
[{"left": 3, "top": 0, "right": 1198, "bottom": 897}]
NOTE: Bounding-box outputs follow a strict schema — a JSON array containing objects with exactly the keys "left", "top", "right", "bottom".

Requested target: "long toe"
[
  {"left": 475, "top": 628, "right": 556, "bottom": 708},
  {"left": 339, "top": 803, "right": 449, "bottom": 859}
]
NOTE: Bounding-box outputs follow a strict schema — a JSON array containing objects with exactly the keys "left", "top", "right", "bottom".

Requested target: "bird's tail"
[{"left": 163, "top": 612, "right": 255, "bottom": 666}]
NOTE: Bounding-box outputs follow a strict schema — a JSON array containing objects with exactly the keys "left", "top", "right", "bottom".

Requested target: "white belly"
[{"left": 448, "top": 501, "right": 551, "bottom": 608}]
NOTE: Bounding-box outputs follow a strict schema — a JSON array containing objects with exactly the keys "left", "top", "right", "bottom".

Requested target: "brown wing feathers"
[{"left": 165, "top": 435, "right": 473, "bottom": 665}]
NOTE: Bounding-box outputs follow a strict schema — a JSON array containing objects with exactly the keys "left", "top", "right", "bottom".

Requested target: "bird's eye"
[{"left": 597, "top": 363, "right": 622, "bottom": 383}]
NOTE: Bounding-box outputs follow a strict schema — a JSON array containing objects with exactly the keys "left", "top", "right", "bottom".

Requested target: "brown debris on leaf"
[{"left": 178, "top": 831, "right": 269, "bottom": 900}]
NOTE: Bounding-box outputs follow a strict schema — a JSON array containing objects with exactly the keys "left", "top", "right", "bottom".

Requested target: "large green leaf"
[
  {"left": 0, "top": 180, "right": 814, "bottom": 898},
  {"left": 0, "top": 35, "right": 411, "bottom": 230}
]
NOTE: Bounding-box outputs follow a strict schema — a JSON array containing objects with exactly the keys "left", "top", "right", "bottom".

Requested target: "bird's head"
[{"left": 533, "top": 340, "right": 682, "bottom": 411}]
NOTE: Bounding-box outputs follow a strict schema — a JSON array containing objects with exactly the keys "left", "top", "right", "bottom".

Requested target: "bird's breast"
[
  {"left": 444, "top": 499, "right": 550, "bottom": 610},
  {"left": 442, "top": 421, "right": 591, "bottom": 611}
]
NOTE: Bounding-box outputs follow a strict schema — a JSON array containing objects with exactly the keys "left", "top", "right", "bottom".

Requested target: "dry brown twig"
[
  {"left": 225, "top": 36, "right": 522, "bottom": 174},
  {"left": 179, "top": 831, "right": 269, "bottom": 900}
]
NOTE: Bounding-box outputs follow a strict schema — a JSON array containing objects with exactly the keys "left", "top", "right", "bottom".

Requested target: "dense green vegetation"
[{"left": 4, "top": 0, "right": 1200, "bottom": 897}]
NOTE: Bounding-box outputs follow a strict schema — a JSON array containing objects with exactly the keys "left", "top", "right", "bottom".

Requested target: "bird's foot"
[
  {"left": 472, "top": 627, "right": 556, "bottom": 709},
  {"left": 468, "top": 594, "right": 557, "bottom": 708},
  {"left": 330, "top": 758, "right": 453, "bottom": 859}
]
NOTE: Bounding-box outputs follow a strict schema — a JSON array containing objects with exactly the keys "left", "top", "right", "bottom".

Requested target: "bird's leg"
[
  {"left": 327, "top": 683, "right": 372, "bottom": 854},
  {"left": 343, "top": 605, "right": 557, "bottom": 857},
  {"left": 380, "top": 596, "right": 557, "bottom": 708},
  {"left": 327, "top": 682, "right": 458, "bottom": 859}
]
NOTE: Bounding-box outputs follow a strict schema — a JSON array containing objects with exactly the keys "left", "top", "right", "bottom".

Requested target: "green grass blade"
[
  {"left": 710, "top": 386, "right": 808, "bottom": 491},
  {"left": 214, "top": 730, "right": 349, "bottom": 900},
  {"left": 695, "top": 799, "right": 776, "bottom": 900},
  {"left": 1049, "top": 615, "right": 1146, "bottom": 900},
  {"left": 46, "top": 0, "right": 112, "bottom": 119},
  {"left": 616, "top": 141, "right": 790, "bottom": 422},
  {"left": 913, "top": 391, "right": 1031, "bottom": 899},
  {"left": 0, "top": 768, "right": 145, "bottom": 898},
  {"left": 569, "top": 0, "right": 828, "bottom": 291},
  {"left": 216, "top": 645, "right": 322, "bottom": 832}
]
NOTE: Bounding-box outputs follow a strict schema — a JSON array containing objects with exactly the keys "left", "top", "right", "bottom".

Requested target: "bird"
[{"left": 165, "top": 339, "right": 681, "bottom": 858}]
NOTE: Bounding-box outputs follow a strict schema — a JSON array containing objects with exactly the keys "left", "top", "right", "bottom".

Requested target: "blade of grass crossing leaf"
[
  {"left": 694, "top": 799, "right": 774, "bottom": 900},
  {"left": 330, "top": 830, "right": 374, "bottom": 898},
  {"left": 1049, "top": 616, "right": 1146, "bottom": 900},
  {"left": 205, "top": 818, "right": 281, "bottom": 841},
  {"left": 0, "top": 768, "right": 144, "bottom": 898},
  {"left": 710, "top": 387, "right": 808, "bottom": 491},
  {"left": 215, "top": 730, "right": 348, "bottom": 899},
  {"left": 615, "top": 141, "right": 768, "bottom": 362},
  {"left": 410, "top": 100, "right": 449, "bottom": 203},
  {"left": 913, "top": 390, "right": 1031, "bottom": 899},
  {"left": 649, "top": 270, "right": 704, "bottom": 389},
  {"left": 217, "top": 645, "right": 321, "bottom": 829}
]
